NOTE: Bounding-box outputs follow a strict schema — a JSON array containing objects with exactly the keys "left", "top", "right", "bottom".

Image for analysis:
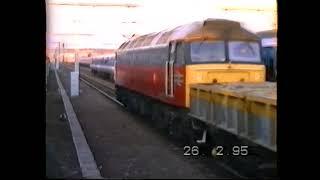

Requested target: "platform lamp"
[{"left": 57, "top": 42, "right": 60, "bottom": 69}]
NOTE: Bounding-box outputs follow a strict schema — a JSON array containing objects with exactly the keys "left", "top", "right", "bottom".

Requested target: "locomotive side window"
[
  {"left": 149, "top": 47, "right": 166, "bottom": 65},
  {"left": 228, "top": 41, "right": 261, "bottom": 63},
  {"left": 190, "top": 41, "right": 226, "bottom": 62},
  {"left": 176, "top": 42, "right": 185, "bottom": 65}
]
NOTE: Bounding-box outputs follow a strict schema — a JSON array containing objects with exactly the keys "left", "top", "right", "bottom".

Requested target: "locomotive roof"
[
  {"left": 118, "top": 19, "right": 260, "bottom": 51},
  {"left": 257, "top": 29, "right": 277, "bottom": 39}
]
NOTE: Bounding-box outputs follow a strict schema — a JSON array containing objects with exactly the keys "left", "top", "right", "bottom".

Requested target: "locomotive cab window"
[
  {"left": 176, "top": 42, "right": 185, "bottom": 65},
  {"left": 190, "top": 41, "right": 226, "bottom": 63},
  {"left": 228, "top": 41, "right": 261, "bottom": 63}
]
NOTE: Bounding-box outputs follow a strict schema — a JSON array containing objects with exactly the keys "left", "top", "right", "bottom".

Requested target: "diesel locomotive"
[
  {"left": 115, "top": 18, "right": 265, "bottom": 123},
  {"left": 105, "top": 18, "right": 275, "bottom": 175}
]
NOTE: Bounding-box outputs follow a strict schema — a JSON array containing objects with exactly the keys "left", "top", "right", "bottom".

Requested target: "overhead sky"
[{"left": 47, "top": 0, "right": 277, "bottom": 49}]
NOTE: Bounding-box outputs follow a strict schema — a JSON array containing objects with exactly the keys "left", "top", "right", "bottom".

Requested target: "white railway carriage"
[{"left": 90, "top": 54, "right": 116, "bottom": 81}]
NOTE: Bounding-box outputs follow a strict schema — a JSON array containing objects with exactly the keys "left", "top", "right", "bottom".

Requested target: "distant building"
[{"left": 46, "top": 48, "right": 115, "bottom": 63}]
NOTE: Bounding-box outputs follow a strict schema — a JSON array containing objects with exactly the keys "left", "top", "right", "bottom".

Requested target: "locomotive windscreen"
[
  {"left": 190, "top": 41, "right": 226, "bottom": 62},
  {"left": 188, "top": 40, "right": 261, "bottom": 64},
  {"left": 228, "top": 41, "right": 261, "bottom": 63}
]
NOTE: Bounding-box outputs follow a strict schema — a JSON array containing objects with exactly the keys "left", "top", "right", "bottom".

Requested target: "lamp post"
[
  {"left": 56, "top": 42, "right": 60, "bottom": 69},
  {"left": 51, "top": 41, "right": 64, "bottom": 69},
  {"left": 62, "top": 43, "right": 65, "bottom": 63}
]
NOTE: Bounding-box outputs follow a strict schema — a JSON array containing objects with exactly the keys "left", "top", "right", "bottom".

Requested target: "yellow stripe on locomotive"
[{"left": 185, "top": 64, "right": 265, "bottom": 107}]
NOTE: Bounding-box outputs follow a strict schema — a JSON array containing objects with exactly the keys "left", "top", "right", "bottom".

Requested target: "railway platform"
[
  {"left": 46, "top": 67, "right": 82, "bottom": 178},
  {"left": 47, "top": 63, "right": 241, "bottom": 178}
]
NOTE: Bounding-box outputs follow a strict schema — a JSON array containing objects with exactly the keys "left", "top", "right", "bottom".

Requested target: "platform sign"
[{"left": 70, "top": 71, "right": 79, "bottom": 97}]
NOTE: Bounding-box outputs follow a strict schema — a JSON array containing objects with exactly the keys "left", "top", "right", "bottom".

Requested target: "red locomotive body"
[{"left": 116, "top": 59, "right": 186, "bottom": 107}]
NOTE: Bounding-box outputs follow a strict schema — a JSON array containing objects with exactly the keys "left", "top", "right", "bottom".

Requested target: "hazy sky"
[{"left": 47, "top": 0, "right": 277, "bottom": 49}]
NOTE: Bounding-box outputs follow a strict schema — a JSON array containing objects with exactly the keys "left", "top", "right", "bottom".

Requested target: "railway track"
[
  {"left": 63, "top": 64, "right": 120, "bottom": 105},
  {"left": 61, "top": 63, "right": 275, "bottom": 178}
]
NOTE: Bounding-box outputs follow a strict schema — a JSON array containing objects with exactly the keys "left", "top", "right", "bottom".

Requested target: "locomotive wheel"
[
  {"left": 168, "top": 115, "right": 185, "bottom": 141},
  {"left": 152, "top": 104, "right": 167, "bottom": 130},
  {"left": 125, "top": 92, "right": 133, "bottom": 112},
  {"left": 143, "top": 99, "right": 152, "bottom": 117},
  {"left": 156, "top": 111, "right": 167, "bottom": 130},
  {"left": 151, "top": 104, "right": 159, "bottom": 122},
  {"left": 185, "top": 118, "right": 200, "bottom": 145},
  {"left": 138, "top": 98, "right": 149, "bottom": 117},
  {"left": 187, "top": 128, "right": 200, "bottom": 146},
  {"left": 115, "top": 88, "right": 123, "bottom": 105},
  {"left": 128, "top": 95, "right": 138, "bottom": 113},
  {"left": 167, "top": 111, "right": 177, "bottom": 136},
  {"left": 132, "top": 95, "right": 139, "bottom": 113},
  {"left": 119, "top": 88, "right": 128, "bottom": 108}
]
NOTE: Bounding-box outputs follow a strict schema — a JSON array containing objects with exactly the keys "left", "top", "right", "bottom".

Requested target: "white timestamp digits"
[
  {"left": 232, "top": 145, "right": 248, "bottom": 156},
  {"left": 211, "top": 146, "right": 224, "bottom": 156},
  {"left": 184, "top": 146, "right": 199, "bottom": 156},
  {"left": 211, "top": 146, "right": 249, "bottom": 156}
]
